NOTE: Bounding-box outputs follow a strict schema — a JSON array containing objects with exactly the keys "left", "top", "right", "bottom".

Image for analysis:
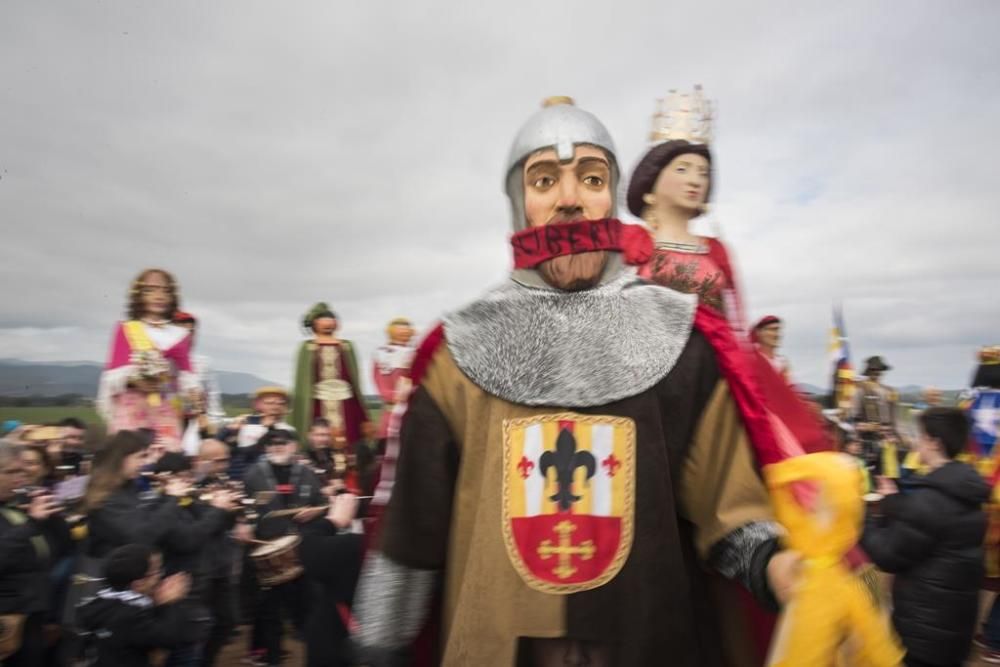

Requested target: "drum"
[{"left": 251, "top": 535, "right": 303, "bottom": 587}]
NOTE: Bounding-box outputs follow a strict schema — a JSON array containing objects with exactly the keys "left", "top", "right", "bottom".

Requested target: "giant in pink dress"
[{"left": 96, "top": 320, "right": 197, "bottom": 451}]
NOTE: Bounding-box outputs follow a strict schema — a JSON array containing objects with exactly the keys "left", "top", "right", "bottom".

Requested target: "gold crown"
[
  {"left": 649, "top": 85, "right": 713, "bottom": 144},
  {"left": 980, "top": 345, "right": 1000, "bottom": 364}
]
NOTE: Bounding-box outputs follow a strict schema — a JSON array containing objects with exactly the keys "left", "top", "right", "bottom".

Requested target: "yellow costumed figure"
[{"left": 764, "top": 452, "right": 903, "bottom": 667}]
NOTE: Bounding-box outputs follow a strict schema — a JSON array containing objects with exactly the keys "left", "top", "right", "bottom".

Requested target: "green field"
[
  {"left": 0, "top": 405, "right": 241, "bottom": 443},
  {"left": 0, "top": 406, "right": 102, "bottom": 426},
  {"left": 1, "top": 404, "right": 383, "bottom": 444}
]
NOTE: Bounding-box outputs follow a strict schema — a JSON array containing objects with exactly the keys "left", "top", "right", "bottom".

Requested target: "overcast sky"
[{"left": 2, "top": 1, "right": 998, "bottom": 394}]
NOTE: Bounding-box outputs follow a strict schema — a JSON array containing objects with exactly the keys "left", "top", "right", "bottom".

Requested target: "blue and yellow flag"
[{"left": 828, "top": 304, "right": 855, "bottom": 411}]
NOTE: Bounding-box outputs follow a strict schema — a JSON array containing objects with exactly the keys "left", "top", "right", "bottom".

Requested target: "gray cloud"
[{"left": 2, "top": 0, "right": 998, "bottom": 392}]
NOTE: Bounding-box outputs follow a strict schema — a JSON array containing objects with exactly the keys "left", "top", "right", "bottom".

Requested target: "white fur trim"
[
  {"left": 443, "top": 271, "right": 697, "bottom": 407},
  {"left": 95, "top": 365, "right": 137, "bottom": 423}
]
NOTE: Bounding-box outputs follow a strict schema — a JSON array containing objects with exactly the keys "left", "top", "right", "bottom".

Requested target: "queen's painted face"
[{"left": 650, "top": 152, "right": 710, "bottom": 214}]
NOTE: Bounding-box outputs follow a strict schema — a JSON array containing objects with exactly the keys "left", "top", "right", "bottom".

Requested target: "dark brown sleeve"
[
  {"left": 679, "top": 380, "right": 776, "bottom": 558},
  {"left": 379, "top": 385, "right": 460, "bottom": 570}
]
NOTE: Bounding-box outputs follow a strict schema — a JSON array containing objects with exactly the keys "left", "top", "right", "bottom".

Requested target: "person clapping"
[{"left": 78, "top": 544, "right": 203, "bottom": 666}]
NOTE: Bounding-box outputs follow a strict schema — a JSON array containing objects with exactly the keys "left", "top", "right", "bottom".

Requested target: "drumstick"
[
  {"left": 260, "top": 497, "right": 374, "bottom": 520},
  {"left": 261, "top": 505, "right": 326, "bottom": 519}
]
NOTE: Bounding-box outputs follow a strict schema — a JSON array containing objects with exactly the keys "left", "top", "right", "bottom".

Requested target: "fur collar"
[{"left": 442, "top": 270, "right": 696, "bottom": 407}]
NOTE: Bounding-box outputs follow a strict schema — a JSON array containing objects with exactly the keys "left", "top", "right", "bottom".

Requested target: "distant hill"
[
  {"left": 795, "top": 380, "right": 961, "bottom": 407},
  {"left": 0, "top": 359, "right": 276, "bottom": 397},
  {"left": 797, "top": 382, "right": 826, "bottom": 396}
]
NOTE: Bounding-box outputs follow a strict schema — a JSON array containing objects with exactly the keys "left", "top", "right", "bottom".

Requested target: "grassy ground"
[
  {"left": 0, "top": 404, "right": 260, "bottom": 426},
  {"left": 1, "top": 405, "right": 382, "bottom": 448},
  {"left": 0, "top": 405, "right": 102, "bottom": 425}
]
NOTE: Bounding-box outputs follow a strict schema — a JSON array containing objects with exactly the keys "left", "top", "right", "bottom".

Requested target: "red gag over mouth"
[{"left": 510, "top": 219, "right": 652, "bottom": 270}]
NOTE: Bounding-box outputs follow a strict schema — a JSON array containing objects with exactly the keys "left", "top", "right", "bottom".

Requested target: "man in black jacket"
[
  {"left": 862, "top": 407, "right": 989, "bottom": 667},
  {"left": 78, "top": 544, "right": 200, "bottom": 667},
  {"left": 243, "top": 428, "right": 325, "bottom": 666},
  {"left": 0, "top": 440, "right": 71, "bottom": 666},
  {"left": 193, "top": 439, "right": 244, "bottom": 666}
]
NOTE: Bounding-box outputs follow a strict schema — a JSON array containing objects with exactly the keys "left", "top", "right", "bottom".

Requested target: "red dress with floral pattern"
[{"left": 638, "top": 245, "right": 729, "bottom": 316}]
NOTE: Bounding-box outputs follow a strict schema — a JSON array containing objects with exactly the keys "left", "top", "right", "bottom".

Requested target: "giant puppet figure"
[
  {"left": 629, "top": 87, "right": 744, "bottom": 331},
  {"left": 966, "top": 347, "right": 1000, "bottom": 588},
  {"left": 372, "top": 317, "right": 416, "bottom": 449},
  {"left": 628, "top": 86, "right": 829, "bottom": 457},
  {"left": 355, "top": 98, "right": 805, "bottom": 667},
  {"left": 291, "top": 303, "right": 371, "bottom": 448},
  {"left": 851, "top": 356, "right": 901, "bottom": 480},
  {"left": 97, "top": 268, "right": 198, "bottom": 451}
]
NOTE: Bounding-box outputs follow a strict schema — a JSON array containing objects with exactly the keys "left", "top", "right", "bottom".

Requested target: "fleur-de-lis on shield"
[{"left": 539, "top": 427, "right": 596, "bottom": 511}]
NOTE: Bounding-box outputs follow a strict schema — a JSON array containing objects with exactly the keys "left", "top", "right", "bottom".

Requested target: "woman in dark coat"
[
  {"left": 862, "top": 408, "right": 989, "bottom": 667},
  {"left": 83, "top": 433, "right": 232, "bottom": 560},
  {"left": 78, "top": 432, "right": 235, "bottom": 666}
]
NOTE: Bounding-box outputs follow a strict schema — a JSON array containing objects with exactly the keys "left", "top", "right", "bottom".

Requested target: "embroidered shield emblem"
[{"left": 502, "top": 412, "right": 635, "bottom": 594}]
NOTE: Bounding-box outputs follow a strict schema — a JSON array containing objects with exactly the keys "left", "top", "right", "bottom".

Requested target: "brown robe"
[{"left": 380, "top": 329, "right": 775, "bottom": 666}]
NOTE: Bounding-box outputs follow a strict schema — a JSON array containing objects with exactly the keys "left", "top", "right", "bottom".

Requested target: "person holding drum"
[{"left": 242, "top": 428, "right": 326, "bottom": 667}]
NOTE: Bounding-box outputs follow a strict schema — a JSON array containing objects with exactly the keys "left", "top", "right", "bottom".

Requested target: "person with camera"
[
  {"left": 21, "top": 445, "right": 57, "bottom": 489},
  {"left": 0, "top": 440, "right": 72, "bottom": 666}
]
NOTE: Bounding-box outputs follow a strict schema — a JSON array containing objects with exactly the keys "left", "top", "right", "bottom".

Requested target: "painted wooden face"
[
  {"left": 139, "top": 271, "right": 173, "bottom": 318},
  {"left": 312, "top": 316, "right": 338, "bottom": 336},
  {"left": 388, "top": 323, "right": 414, "bottom": 346},
  {"left": 523, "top": 145, "right": 612, "bottom": 228},
  {"left": 651, "top": 152, "right": 710, "bottom": 213}
]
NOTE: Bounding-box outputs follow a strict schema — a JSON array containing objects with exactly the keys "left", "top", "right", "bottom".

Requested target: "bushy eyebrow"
[
  {"left": 576, "top": 157, "right": 610, "bottom": 170},
  {"left": 525, "top": 159, "right": 560, "bottom": 173},
  {"left": 526, "top": 156, "right": 609, "bottom": 173}
]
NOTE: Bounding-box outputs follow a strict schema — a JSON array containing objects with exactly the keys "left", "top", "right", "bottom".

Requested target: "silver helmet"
[{"left": 504, "top": 97, "right": 619, "bottom": 231}]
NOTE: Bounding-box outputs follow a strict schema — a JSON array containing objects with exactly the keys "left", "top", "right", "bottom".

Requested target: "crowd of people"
[
  {"left": 0, "top": 258, "right": 414, "bottom": 666},
  {"left": 1, "top": 410, "right": 369, "bottom": 666},
  {"left": 2, "top": 89, "right": 999, "bottom": 667}
]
